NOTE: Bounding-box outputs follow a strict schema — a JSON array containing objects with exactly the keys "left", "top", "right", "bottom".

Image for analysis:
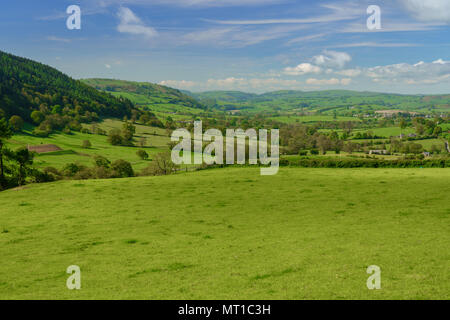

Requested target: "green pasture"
[{"left": 0, "top": 167, "right": 448, "bottom": 299}]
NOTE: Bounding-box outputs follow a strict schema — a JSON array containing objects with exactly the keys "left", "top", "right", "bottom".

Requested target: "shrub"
[
  {"left": 9, "top": 115, "right": 24, "bottom": 132},
  {"left": 62, "top": 163, "right": 85, "bottom": 177},
  {"left": 93, "top": 155, "right": 111, "bottom": 168},
  {"left": 32, "top": 128, "right": 50, "bottom": 137},
  {"left": 108, "top": 129, "right": 123, "bottom": 146},
  {"left": 298, "top": 150, "right": 308, "bottom": 156},
  {"left": 29, "top": 169, "right": 55, "bottom": 183},
  {"left": 310, "top": 149, "right": 319, "bottom": 155},
  {"left": 111, "top": 159, "right": 134, "bottom": 178},
  {"left": 136, "top": 149, "right": 149, "bottom": 160},
  {"left": 82, "top": 140, "right": 92, "bottom": 149},
  {"left": 93, "top": 166, "right": 111, "bottom": 179},
  {"left": 140, "top": 152, "right": 178, "bottom": 176},
  {"left": 73, "top": 168, "right": 94, "bottom": 180},
  {"left": 31, "top": 111, "right": 45, "bottom": 124},
  {"left": 43, "top": 167, "right": 62, "bottom": 180},
  {"left": 280, "top": 157, "right": 449, "bottom": 168}
]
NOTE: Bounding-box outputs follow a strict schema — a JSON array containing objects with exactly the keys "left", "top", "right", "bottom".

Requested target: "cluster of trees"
[
  {"left": 107, "top": 120, "right": 136, "bottom": 146},
  {"left": 389, "top": 139, "right": 424, "bottom": 154},
  {"left": 353, "top": 131, "right": 383, "bottom": 140},
  {"left": 43, "top": 151, "right": 178, "bottom": 182},
  {"left": 280, "top": 125, "right": 344, "bottom": 155},
  {"left": 400, "top": 117, "right": 446, "bottom": 137},
  {"left": 138, "top": 111, "right": 165, "bottom": 128},
  {"left": 0, "top": 118, "right": 39, "bottom": 190},
  {"left": 46, "top": 156, "right": 135, "bottom": 180}
]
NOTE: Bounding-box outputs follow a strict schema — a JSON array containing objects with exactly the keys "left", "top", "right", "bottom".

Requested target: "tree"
[
  {"left": 82, "top": 140, "right": 92, "bottom": 149},
  {"left": 399, "top": 119, "right": 407, "bottom": 131},
  {"left": 31, "top": 111, "right": 45, "bottom": 125},
  {"left": 415, "top": 124, "right": 425, "bottom": 136},
  {"left": 138, "top": 136, "right": 147, "bottom": 148},
  {"left": 136, "top": 150, "right": 149, "bottom": 160},
  {"left": 9, "top": 115, "right": 24, "bottom": 132},
  {"left": 433, "top": 126, "right": 442, "bottom": 136},
  {"left": 93, "top": 155, "right": 111, "bottom": 168},
  {"left": 51, "top": 105, "right": 63, "bottom": 115},
  {"left": 111, "top": 160, "right": 134, "bottom": 178},
  {"left": 431, "top": 144, "right": 442, "bottom": 154},
  {"left": 108, "top": 129, "right": 123, "bottom": 146},
  {"left": 0, "top": 118, "right": 13, "bottom": 187},
  {"left": 12, "top": 147, "right": 34, "bottom": 186},
  {"left": 122, "top": 121, "right": 136, "bottom": 143},
  {"left": 141, "top": 152, "right": 178, "bottom": 176}
]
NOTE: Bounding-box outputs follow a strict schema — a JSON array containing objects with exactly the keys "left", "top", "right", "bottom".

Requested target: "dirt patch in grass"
[{"left": 27, "top": 144, "right": 62, "bottom": 154}]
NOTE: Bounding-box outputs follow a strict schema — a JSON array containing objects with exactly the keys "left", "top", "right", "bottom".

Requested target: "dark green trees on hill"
[{"left": 0, "top": 50, "right": 137, "bottom": 134}]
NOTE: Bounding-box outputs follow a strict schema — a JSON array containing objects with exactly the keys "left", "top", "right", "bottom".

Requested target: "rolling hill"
[
  {"left": 188, "top": 89, "right": 450, "bottom": 113},
  {"left": 82, "top": 79, "right": 207, "bottom": 111},
  {"left": 0, "top": 51, "right": 135, "bottom": 121}
]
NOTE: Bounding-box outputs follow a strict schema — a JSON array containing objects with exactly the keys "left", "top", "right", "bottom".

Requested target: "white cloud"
[
  {"left": 160, "top": 80, "right": 197, "bottom": 88},
  {"left": 366, "top": 59, "right": 450, "bottom": 84},
  {"left": 159, "top": 77, "right": 307, "bottom": 92},
  {"left": 340, "top": 78, "right": 352, "bottom": 85},
  {"left": 432, "top": 59, "right": 449, "bottom": 65},
  {"left": 400, "top": 0, "right": 450, "bottom": 23},
  {"left": 335, "top": 69, "right": 361, "bottom": 77},
  {"left": 306, "top": 78, "right": 351, "bottom": 86},
  {"left": 284, "top": 63, "right": 322, "bottom": 76},
  {"left": 117, "top": 7, "right": 157, "bottom": 38},
  {"left": 312, "top": 50, "right": 351, "bottom": 69}
]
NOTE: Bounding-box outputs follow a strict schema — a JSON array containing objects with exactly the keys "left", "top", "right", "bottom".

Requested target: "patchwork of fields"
[
  {"left": 5, "top": 120, "right": 170, "bottom": 171},
  {"left": 0, "top": 168, "right": 448, "bottom": 299}
]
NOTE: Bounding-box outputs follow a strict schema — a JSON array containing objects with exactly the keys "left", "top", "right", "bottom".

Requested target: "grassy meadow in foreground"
[{"left": 0, "top": 168, "right": 449, "bottom": 299}]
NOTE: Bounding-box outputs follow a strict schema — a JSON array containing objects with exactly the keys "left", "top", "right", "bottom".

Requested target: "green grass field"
[
  {"left": 270, "top": 115, "right": 359, "bottom": 124},
  {"left": 5, "top": 119, "right": 170, "bottom": 171},
  {"left": 0, "top": 167, "right": 448, "bottom": 299}
]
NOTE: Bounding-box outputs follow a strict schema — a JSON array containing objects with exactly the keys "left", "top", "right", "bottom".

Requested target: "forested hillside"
[{"left": 0, "top": 51, "right": 135, "bottom": 121}]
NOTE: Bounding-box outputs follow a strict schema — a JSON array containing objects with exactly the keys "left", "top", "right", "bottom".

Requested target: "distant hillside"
[
  {"left": 82, "top": 79, "right": 206, "bottom": 111},
  {"left": 0, "top": 51, "right": 135, "bottom": 120},
  {"left": 186, "top": 89, "right": 450, "bottom": 113},
  {"left": 188, "top": 91, "right": 258, "bottom": 103}
]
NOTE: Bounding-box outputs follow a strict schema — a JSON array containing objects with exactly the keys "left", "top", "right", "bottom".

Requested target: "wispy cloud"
[
  {"left": 117, "top": 7, "right": 158, "bottom": 38},
  {"left": 400, "top": 0, "right": 450, "bottom": 23},
  {"left": 206, "top": 3, "right": 361, "bottom": 25},
  {"left": 182, "top": 25, "right": 309, "bottom": 47},
  {"left": 46, "top": 36, "right": 72, "bottom": 43},
  {"left": 89, "top": 0, "right": 284, "bottom": 8},
  {"left": 330, "top": 42, "right": 419, "bottom": 48}
]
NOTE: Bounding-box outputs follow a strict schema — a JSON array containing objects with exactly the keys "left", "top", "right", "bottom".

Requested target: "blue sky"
[{"left": 1, "top": 0, "right": 450, "bottom": 93}]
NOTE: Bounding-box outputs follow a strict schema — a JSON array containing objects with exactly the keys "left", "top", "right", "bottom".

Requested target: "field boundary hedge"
[{"left": 280, "top": 157, "right": 450, "bottom": 168}]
